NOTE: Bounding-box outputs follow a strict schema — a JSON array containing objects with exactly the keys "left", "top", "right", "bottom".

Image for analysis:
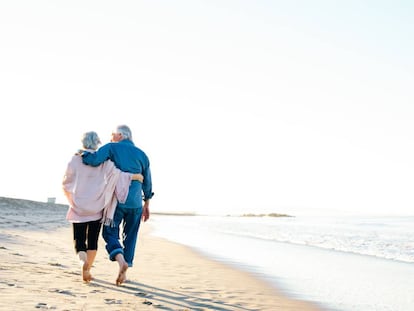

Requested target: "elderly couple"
[{"left": 62, "top": 124, "right": 153, "bottom": 285}]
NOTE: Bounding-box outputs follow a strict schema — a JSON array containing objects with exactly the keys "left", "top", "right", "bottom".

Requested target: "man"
[{"left": 82, "top": 125, "right": 153, "bottom": 285}]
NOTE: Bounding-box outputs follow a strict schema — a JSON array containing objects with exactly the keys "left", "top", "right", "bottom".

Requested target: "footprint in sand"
[
  {"left": 153, "top": 305, "right": 170, "bottom": 310},
  {"left": 11, "top": 252, "right": 23, "bottom": 256},
  {"left": 35, "top": 302, "right": 56, "bottom": 309},
  {"left": 49, "top": 289, "right": 75, "bottom": 296},
  {"left": 104, "top": 298, "right": 122, "bottom": 305},
  {"left": 134, "top": 292, "right": 148, "bottom": 297},
  {"left": 90, "top": 289, "right": 106, "bottom": 294}
]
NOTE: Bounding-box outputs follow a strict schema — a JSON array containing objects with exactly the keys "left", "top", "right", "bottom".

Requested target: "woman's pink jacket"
[{"left": 62, "top": 154, "right": 132, "bottom": 225}]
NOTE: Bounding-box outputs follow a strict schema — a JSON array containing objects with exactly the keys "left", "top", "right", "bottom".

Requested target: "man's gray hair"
[
  {"left": 115, "top": 124, "right": 133, "bottom": 141},
  {"left": 82, "top": 131, "right": 101, "bottom": 150}
]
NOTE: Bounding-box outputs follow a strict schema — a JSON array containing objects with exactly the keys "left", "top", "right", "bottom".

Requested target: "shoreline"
[
  {"left": 0, "top": 197, "right": 323, "bottom": 310},
  {"left": 136, "top": 224, "right": 324, "bottom": 310}
]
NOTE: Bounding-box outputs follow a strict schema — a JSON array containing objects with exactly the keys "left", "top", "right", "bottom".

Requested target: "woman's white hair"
[{"left": 81, "top": 131, "right": 101, "bottom": 150}]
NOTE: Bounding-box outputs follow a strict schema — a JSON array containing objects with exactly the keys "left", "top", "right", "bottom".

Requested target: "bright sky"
[{"left": 1, "top": 1, "right": 413, "bottom": 216}]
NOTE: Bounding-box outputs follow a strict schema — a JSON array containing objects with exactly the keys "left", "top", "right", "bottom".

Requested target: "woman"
[{"left": 62, "top": 131, "right": 143, "bottom": 282}]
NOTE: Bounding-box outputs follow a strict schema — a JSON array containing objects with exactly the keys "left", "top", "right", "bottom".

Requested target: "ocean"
[{"left": 149, "top": 214, "right": 414, "bottom": 311}]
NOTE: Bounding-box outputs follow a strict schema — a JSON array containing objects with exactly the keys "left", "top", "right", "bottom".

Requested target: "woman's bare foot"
[
  {"left": 78, "top": 251, "right": 87, "bottom": 264},
  {"left": 116, "top": 262, "right": 128, "bottom": 286},
  {"left": 78, "top": 251, "right": 92, "bottom": 282},
  {"left": 82, "top": 261, "right": 93, "bottom": 282}
]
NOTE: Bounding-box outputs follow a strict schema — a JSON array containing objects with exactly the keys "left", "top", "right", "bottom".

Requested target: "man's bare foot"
[{"left": 116, "top": 262, "right": 128, "bottom": 286}]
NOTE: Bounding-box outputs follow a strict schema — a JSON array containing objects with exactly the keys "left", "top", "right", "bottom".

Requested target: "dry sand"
[{"left": 0, "top": 197, "right": 323, "bottom": 310}]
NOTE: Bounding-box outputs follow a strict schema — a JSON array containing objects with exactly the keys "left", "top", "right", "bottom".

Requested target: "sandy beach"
[{"left": 0, "top": 197, "right": 322, "bottom": 311}]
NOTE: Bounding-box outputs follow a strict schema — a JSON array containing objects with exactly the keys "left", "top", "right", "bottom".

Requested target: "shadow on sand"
[{"left": 92, "top": 278, "right": 253, "bottom": 311}]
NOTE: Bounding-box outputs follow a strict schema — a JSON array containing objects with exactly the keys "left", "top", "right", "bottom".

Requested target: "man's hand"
[{"left": 142, "top": 201, "right": 150, "bottom": 222}]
